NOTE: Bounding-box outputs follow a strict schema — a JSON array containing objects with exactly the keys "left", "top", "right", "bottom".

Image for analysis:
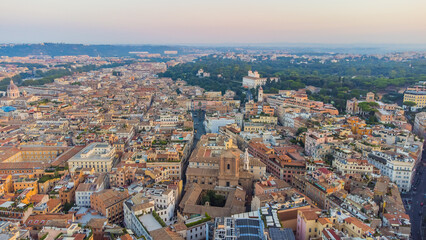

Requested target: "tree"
[
  {"left": 403, "top": 101, "right": 417, "bottom": 112},
  {"left": 296, "top": 127, "right": 307, "bottom": 136},
  {"left": 403, "top": 101, "right": 417, "bottom": 107},
  {"left": 358, "top": 102, "right": 379, "bottom": 116}
]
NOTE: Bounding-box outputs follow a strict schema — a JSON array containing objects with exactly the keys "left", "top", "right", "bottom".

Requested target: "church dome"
[
  {"left": 7, "top": 80, "right": 20, "bottom": 99},
  {"left": 7, "top": 80, "right": 19, "bottom": 91}
]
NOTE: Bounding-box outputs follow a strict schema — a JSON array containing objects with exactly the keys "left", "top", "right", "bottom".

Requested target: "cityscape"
[{"left": 1, "top": 1, "right": 426, "bottom": 240}]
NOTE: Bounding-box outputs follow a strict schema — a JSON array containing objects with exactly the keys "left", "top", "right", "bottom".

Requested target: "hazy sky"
[{"left": 1, "top": 0, "right": 426, "bottom": 45}]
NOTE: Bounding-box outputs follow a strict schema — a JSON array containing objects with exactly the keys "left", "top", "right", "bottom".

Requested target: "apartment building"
[
  {"left": 413, "top": 112, "right": 426, "bottom": 138},
  {"left": 75, "top": 173, "right": 107, "bottom": 207},
  {"left": 109, "top": 166, "right": 136, "bottom": 187},
  {"left": 249, "top": 141, "right": 305, "bottom": 183},
  {"left": 333, "top": 158, "right": 374, "bottom": 176},
  {"left": 90, "top": 189, "right": 129, "bottom": 225},
  {"left": 304, "top": 130, "right": 333, "bottom": 156},
  {"left": 367, "top": 151, "right": 415, "bottom": 192},
  {"left": 403, "top": 81, "right": 426, "bottom": 108},
  {"left": 144, "top": 185, "right": 176, "bottom": 225},
  {"left": 292, "top": 169, "right": 344, "bottom": 209}
]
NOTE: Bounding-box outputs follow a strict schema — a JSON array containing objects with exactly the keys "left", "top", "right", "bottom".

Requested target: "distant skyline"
[{"left": 1, "top": 0, "right": 426, "bottom": 45}]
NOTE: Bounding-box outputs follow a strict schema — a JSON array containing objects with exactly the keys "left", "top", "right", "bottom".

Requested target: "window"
[{"left": 227, "top": 164, "right": 230, "bottom": 170}]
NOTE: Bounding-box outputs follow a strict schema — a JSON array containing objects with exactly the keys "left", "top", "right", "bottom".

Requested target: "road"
[
  {"left": 181, "top": 110, "right": 206, "bottom": 184},
  {"left": 191, "top": 110, "right": 206, "bottom": 149},
  {"left": 402, "top": 145, "right": 426, "bottom": 240}
]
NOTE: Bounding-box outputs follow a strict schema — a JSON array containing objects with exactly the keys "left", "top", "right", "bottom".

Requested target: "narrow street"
[
  {"left": 181, "top": 110, "right": 206, "bottom": 184},
  {"left": 402, "top": 145, "right": 426, "bottom": 240},
  {"left": 191, "top": 110, "right": 206, "bottom": 150}
]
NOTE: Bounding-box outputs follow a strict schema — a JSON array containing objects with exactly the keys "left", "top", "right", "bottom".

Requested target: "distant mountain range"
[{"left": 0, "top": 43, "right": 188, "bottom": 57}]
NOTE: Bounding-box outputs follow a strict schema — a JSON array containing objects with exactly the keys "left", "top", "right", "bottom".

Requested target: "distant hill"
[{"left": 0, "top": 43, "right": 188, "bottom": 57}]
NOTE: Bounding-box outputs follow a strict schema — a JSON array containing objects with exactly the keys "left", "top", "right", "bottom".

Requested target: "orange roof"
[
  {"left": 318, "top": 217, "right": 331, "bottom": 225},
  {"left": 47, "top": 198, "right": 62, "bottom": 212},
  {"left": 344, "top": 217, "right": 374, "bottom": 233},
  {"left": 72, "top": 233, "right": 86, "bottom": 240},
  {"left": 300, "top": 209, "right": 319, "bottom": 221},
  {"left": 29, "top": 194, "right": 48, "bottom": 204},
  {"left": 120, "top": 234, "right": 133, "bottom": 240},
  {"left": 25, "top": 213, "right": 74, "bottom": 227}
]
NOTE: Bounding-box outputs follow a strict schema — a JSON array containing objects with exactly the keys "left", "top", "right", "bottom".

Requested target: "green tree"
[{"left": 403, "top": 101, "right": 417, "bottom": 112}]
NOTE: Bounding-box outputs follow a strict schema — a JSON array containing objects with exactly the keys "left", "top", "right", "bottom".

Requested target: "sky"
[{"left": 1, "top": 0, "right": 426, "bottom": 45}]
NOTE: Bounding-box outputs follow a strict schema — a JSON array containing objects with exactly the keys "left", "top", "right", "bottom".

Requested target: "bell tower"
[
  {"left": 218, "top": 149, "right": 240, "bottom": 187},
  {"left": 258, "top": 86, "right": 264, "bottom": 102}
]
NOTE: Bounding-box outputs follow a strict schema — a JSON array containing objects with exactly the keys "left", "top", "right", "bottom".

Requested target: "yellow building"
[
  {"left": 403, "top": 91, "right": 426, "bottom": 108},
  {"left": 243, "top": 123, "right": 265, "bottom": 132},
  {"left": 13, "top": 178, "right": 39, "bottom": 194},
  {"left": 250, "top": 115, "right": 278, "bottom": 124},
  {"left": 296, "top": 209, "right": 334, "bottom": 240},
  {"left": 0, "top": 175, "right": 13, "bottom": 195},
  {"left": 341, "top": 217, "right": 374, "bottom": 238},
  {"left": 0, "top": 146, "right": 67, "bottom": 163},
  {"left": 346, "top": 117, "right": 372, "bottom": 136}
]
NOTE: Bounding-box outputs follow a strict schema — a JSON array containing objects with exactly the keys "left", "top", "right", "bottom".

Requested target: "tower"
[
  {"left": 218, "top": 149, "right": 240, "bottom": 187},
  {"left": 258, "top": 86, "right": 263, "bottom": 102},
  {"left": 366, "top": 92, "right": 375, "bottom": 102},
  {"left": 243, "top": 148, "right": 250, "bottom": 171}
]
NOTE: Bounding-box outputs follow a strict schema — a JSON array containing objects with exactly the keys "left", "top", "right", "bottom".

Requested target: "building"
[
  {"left": 403, "top": 81, "right": 426, "bottom": 108},
  {"left": 258, "top": 86, "right": 264, "bottom": 102},
  {"left": 0, "top": 146, "right": 68, "bottom": 165},
  {"left": 413, "top": 112, "right": 426, "bottom": 139},
  {"left": 75, "top": 173, "right": 107, "bottom": 207},
  {"left": 249, "top": 141, "right": 306, "bottom": 183},
  {"left": 144, "top": 185, "right": 177, "bottom": 225},
  {"left": 210, "top": 216, "right": 266, "bottom": 240},
  {"left": 186, "top": 134, "right": 264, "bottom": 192},
  {"left": 204, "top": 115, "right": 235, "bottom": 133},
  {"left": 292, "top": 169, "right": 344, "bottom": 209},
  {"left": 123, "top": 196, "right": 153, "bottom": 240},
  {"left": 242, "top": 71, "right": 267, "bottom": 88},
  {"left": 366, "top": 92, "right": 375, "bottom": 102},
  {"left": 13, "top": 177, "right": 38, "bottom": 194},
  {"left": 296, "top": 209, "right": 333, "bottom": 240},
  {"left": 333, "top": 158, "right": 374, "bottom": 176},
  {"left": 375, "top": 109, "right": 394, "bottom": 124},
  {"left": 304, "top": 129, "right": 333, "bottom": 156},
  {"left": 367, "top": 151, "right": 415, "bottom": 192},
  {"left": 7, "top": 80, "right": 20, "bottom": 99},
  {"left": 0, "top": 201, "right": 33, "bottom": 223},
  {"left": 250, "top": 115, "right": 278, "bottom": 125},
  {"left": 346, "top": 116, "right": 372, "bottom": 136},
  {"left": 341, "top": 217, "right": 374, "bottom": 238},
  {"left": 90, "top": 189, "right": 129, "bottom": 225},
  {"left": 109, "top": 166, "right": 136, "bottom": 187},
  {"left": 179, "top": 182, "right": 247, "bottom": 218},
  {"left": 68, "top": 143, "right": 116, "bottom": 173}
]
